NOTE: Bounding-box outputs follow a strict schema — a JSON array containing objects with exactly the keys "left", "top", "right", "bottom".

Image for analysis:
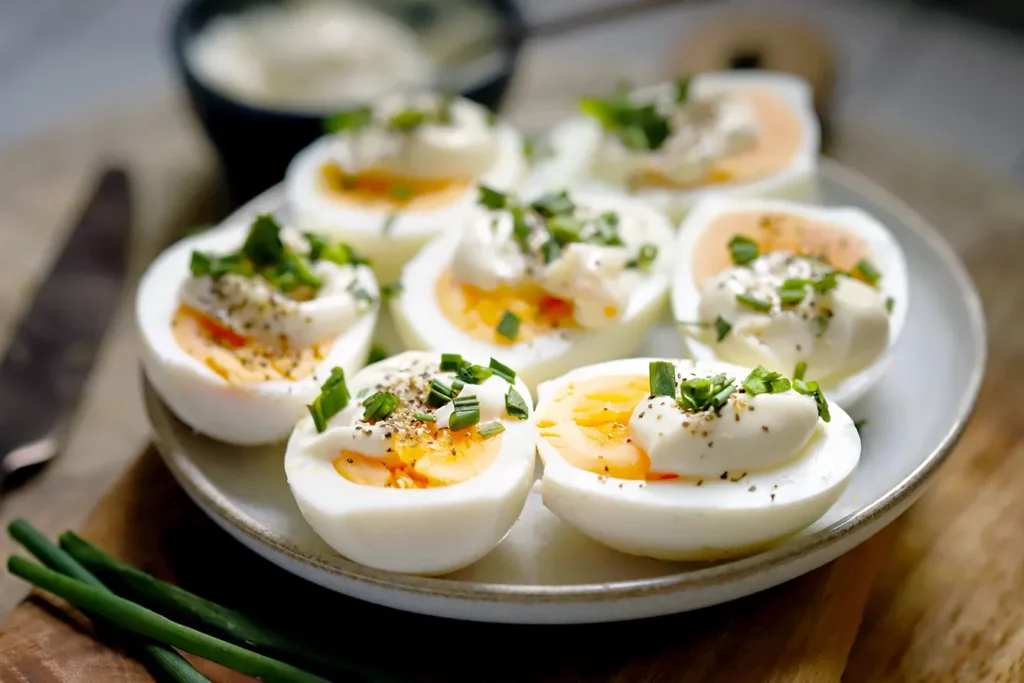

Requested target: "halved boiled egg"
[
  {"left": 529, "top": 71, "right": 819, "bottom": 221},
  {"left": 286, "top": 91, "right": 527, "bottom": 282},
  {"left": 285, "top": 350, "right": 536, "bottom": 575},
  {"left": 138, "top": 214, "right": 379, "bottom": 445},
  {"left": 672, "top": 196, "right": 908, "bottom": 407},
  {"left": 390, "top": 186, "right": 675, "bottom": 389},
  {"left": 534, "top": 358, "right": 859, "bottom": 561}
]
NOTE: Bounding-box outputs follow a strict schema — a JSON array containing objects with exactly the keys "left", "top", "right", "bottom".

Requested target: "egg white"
[
  {"left": 527, "top": 71, "right": 820, "bottom": 222},
  {"left": 137, "top": 217, "right": 379, "bottom": 446},
  {"left": 286, "top": 122, "right": 527, "bottom": 282},
  {"left": 284, "top": 350, "right": 536, "bottom": 575},
  {"left": 672, "top": 196, "right": 909, "bottom": 407},
  {"left": 534, "top": 358, "right": 861, "bottom": 561},
  {"left": 389, "top": 191, "right": 675, "bottom": 390}
]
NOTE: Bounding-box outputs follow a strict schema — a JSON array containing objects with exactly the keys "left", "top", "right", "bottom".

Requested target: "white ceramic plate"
[{"left": 145, "top": 161, "right": 985, "bottom": 624}]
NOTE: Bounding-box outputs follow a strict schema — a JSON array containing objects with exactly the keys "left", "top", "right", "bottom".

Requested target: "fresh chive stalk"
[
  {"left": 58, "top": 532, "right": 387, "bottom": 682},
  {"left": 8, "top": 521, "right": 209, "bottom": 683},
  {"left": 505, "top": 387, "right": 530, "bottom": 420},
  {"left": 8, "top": 556, "right": 329, "bottom": 683},
  {"left": 714, "top": 315, "right": 732, "bottom": 342},
  {"left": 488, "top": 358, "right": 516, "bottom": 383},
  {"left": 736, "top": 293, "right": 772, "bottom": 313},
  {"left": 648, "top": 361, "right": 676, "bottom": 398},
  {"left": 449, "top": 395, "right": 481, "bottom": 431},
  {"left": 477, "top": 422, "right": 505, "bottom": 439}
]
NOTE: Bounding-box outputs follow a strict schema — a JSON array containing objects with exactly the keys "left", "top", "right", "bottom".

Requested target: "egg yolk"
[
  {"left": 629, "top": 88, "right": 803, "bottom": 191},
  {"left": 435, "top": 269, "right": 578, "bottom": 344},
  {"left": 334, "top": 425, "right": 503, "bottom": 488},
  {"left": 172, "top": 305, "right": 328, "bottom": 383},
  {"left": 536, "top": 375, "right": 682, "bottom": 481},
  {"left": 691, "top": 211, "right": 871, "bottom": 289},
  {"left": 320, "top": 162, "right": 471, "bottom": 211}
]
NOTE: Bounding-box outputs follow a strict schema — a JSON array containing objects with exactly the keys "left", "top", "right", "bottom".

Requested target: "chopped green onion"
[
  {"left": 242, "top": 214, "right": 286, "bottom": 267},
  {"left": 627, "top": 243, "right": 659, "bottom": 272},
  {"left": 347, "top": 282, "right": 376, "bottom": 305},
  {"left": 714, "top": 315, "right": 732, "bottom": 342},
  {"left": 742, "top": 366, "right": 791, "bottom": 396},
  {"left": 380, "top": 281, "right": 403, "bottom": 301},
  {"left": 736, "top": 293, "right": 773, "bottom": 312},
  {"left": 307, "top": 368, "right": 349, "bottom": 433},
  {"left": 456, "top": 363, "right": 493, "bottom": 385},
  {"left": 427, "top": 378, "right": 453, "bottom": 407},
  {"left": 323, "top": 106, "right": 372, "bottom": 134},
  {"left": 814, "top": 271, "right": 839, "bottom": 295},
  {"left": 793, "top": 379, "right": 831, "bottom": 422},
  {"left": 539, "top": 240, "right": 561, "bottom": 264},
  {"left": 189, "top": 251, "right": 252, "bottom": 279},
  {"left": 440, "top": 353, "right": 463, "bottom": 372},
  {"left": 488, "top": 358, "right": 516, "bottom": 383},
  {"left": 449, "top": 395, "right": 481, "bottom": 431},
  {"left": 388, "top": 108, "right": 427, "bottom": 131},
  {"left": 367, "top": 343, "right": 388, "bottom": 365},
  {"left": 779, "top": 278, "right": 812, "bottom": 306},
  {"left": 886, "top": 296, "right": 895, "bottom": 314},
  {"left": 510, "top": 205, "right": 532, "bottom": 254},
  {"left": 548, "top": 215, "right": 583, "bottom": 244},
  {"left": 304, "top": 233, "right": 361, "bottom": 266},
  {"left": 414, "top": 412, "right": 436, "bottom": 423},
  {"left": 477, "top": 421, "right": 505, "bottom": 439},
  {"left": 579, "top": 93, "right": 672, "bottom": 151},
  {"left": 362, "top": 391, "right": 399, "bottom": 421},
  {"left": 451, "top": 379, "right": 465, "bottom": 395},
  {"left": 531, "top": 191, "right": 575, "bottom": 217},
  {"left": 678, "top": 374, "right": 736, "bottom": 413},
  {"left": 477, "top": 185, "right": 508, "bottom": 210},
  {"left": 814, "top": 315, "right": 830, "bottom": 337},
  {"left": 588, "top": 212, "right": 624, "bottom": 246},
  {"left": 505, "top": 387, "right": 530, "bottom": 420},
  {"left": 794, "top": 361, "right": 807, "bottom": 381},
  {"left": 496, "top": 310, "right": 521, "bottom": 341},
  {"left": 728, "top": 235, "right": 759, "bottom": 265},
  {"left": 649, "top": 361, "right": 677, "bottom": 398},
  {"left": 853, "top": 258, "right": 882, "bottom": 286},
  {"left": 674, "top": 76, "right": 691, "bottom": 103}
]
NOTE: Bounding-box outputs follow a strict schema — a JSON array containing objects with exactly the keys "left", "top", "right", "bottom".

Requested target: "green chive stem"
[
  {"left": 8, "top": 521, "right": 209, "bottom": 683},
  {"left": 8, "top": 556, "right": 328, "bottom": 683}
]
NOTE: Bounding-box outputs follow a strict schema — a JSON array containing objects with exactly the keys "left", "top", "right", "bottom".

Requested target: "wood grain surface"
[{"left": 0, "top": 55, "right": 1021, "bottom": 683}]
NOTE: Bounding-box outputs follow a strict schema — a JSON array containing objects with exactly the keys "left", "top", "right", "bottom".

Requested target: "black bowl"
[{"left": 170, "top": 0, "right": 525, "bottom": 207}]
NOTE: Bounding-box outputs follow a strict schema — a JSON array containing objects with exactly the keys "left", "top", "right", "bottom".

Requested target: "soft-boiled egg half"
[
  {"left": 138, "top": 214, "right": 379, "bottom": 445},
  {"left": 672, "top": 196, "right": 908, "bottom": 407},
  {"left": 286, "top": 91, "right": 527, "bottom": 282},
  {"left": 534, "top": 358, "right": 859, "bottom": 561},
  {"left": 390, "top": 186, "right": 675, "bottom": 389},
  {"left": 529, "top": 71, "right": 819, "bottom": 221},
  {"left": 285, "top": 350, "right": 536, "bottom": 575}
]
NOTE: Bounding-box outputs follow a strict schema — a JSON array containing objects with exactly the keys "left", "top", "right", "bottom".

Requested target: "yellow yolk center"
[
  {"left": 320, "top": 162, "right": 471, "bottom": 211},
  {"left": 630, "top": 88, "right": 803, "bottom": 190},
  {"left": 537, "top": 375, "right": 682, "bottom": 481},
  {"left": 435, "top": 269, "right": 578, "bottom": 344},
  {"left": 692, "top": 211, "right": 871, "bottom": 289},
  {"left": 334, "top": 425, "right": 503, "bottom": 488},
  {"left": 172, "top": 305, "right": 328, "bottom": 383}
]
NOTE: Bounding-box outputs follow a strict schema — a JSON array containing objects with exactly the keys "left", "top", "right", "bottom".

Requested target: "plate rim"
[{"left": 149, "top": 158, "right": 987, "bottom": 604}]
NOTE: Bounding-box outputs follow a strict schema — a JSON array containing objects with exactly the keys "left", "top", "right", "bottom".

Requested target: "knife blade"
[{"left": 0, "top": 168, "right": 131, "bottom": 491}]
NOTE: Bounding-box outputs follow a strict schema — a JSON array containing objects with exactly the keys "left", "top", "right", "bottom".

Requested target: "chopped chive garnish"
[
  {"left": 539, "top": 240, "right": 561, "bottom": 264},
  {"left": 496, "top": 310, "right": 521, "bottom": 341},
  {"left": 813, "top": 315, "right": 830, "bottom": 337},
  {"left": 478, "top": 185, "right": 508, "bottom": 210},
  {"left": 362, "top": 391, "right": 399, "bottom": 421},
  {"left": 381, "top": 213, "right": 398, "bottom": 235},
  {"left": 380, "top": 281, "right": 403, "bottom": 301},
  {"left": 488, "top": 358, "right": 516, "bottom": 383},
  {"left": 736, "top": 293, "right": 773, "bottom": 312},
  {"left": 530, "top": 191, "right": 575, "bottom": 218},
  {"left": 548, "top": 216, "right": 583, "bottom": 245},
  {"left": 367, "top": 343, "right": 388, "bottom": 364},
  {"left": 814, "top": 271, "right": 839, "bottom": 295},
  {"left": 678, "top": 374, "right": 736, "bottom": 413},
  {"left": 626, "top": 243, "right": 659, "bottom": 272},
  {"left": 457, "top": 363, "right": 492, "bottom": 385},
  {"left": 579, "top": 88, "right": 672, "bottom": 151},
  {"left": 649, "top": 361, "right": 676, "bottom": 398},
  {"left": 779, "top": 278, "right": 812, "bottom": 306},
  {"left": 714, "top": 315, "right": 732, "bottom": 342},
  {"left": 427, "top": 378, "right": 453, "bottom": 407},
  {"left": 674, "top": 75, "right": 691, "bottom": 103},
  {"left": 477, "top": 421, "right": 505, "bottom": 439},
  {"left": 885, "top": 296, "right": 895, "bottom": 314},
  {"left": 440, "top": 353, "right": 463, "bottom": 372},
  {"left": 307, "top": 367, "right": 350, "bottom": 433},
  {"left": 742, "top": 366, "right": 791, "bottom": 396},
  {"left": 189, "top": 251, "right": 253, "bottom": 279},
  {"left": 728, "top": 235, "right": 759, "bottom": 265},
  {"left": 794, "top": 361, "right": 807, "bottom": 381},
  {"left": 449, "top": 395, "right": 481, "bottom": 431},
  {"left": 242, "top": 214, "right": 286, "bottom": 266},
  {"left": 324, "top": 106, "right": 372, "bottom": 133},
  {"left": 388, "top": 108, "right": 427, "bottom": 131},
  {"left": 853, "top": 259, "right": 882, "bottom": 286},
  {"left": 414, "top": 412, "right": 436, "bottom": 423},
  {"left": 450, "top": 379, "right": 465, "bottom": 396},
  {"left": 794, "top": 379, "right": 831, "bottom": 422},
  {"left": 505, "top": 387, "right": 529, "bottom": 420}
]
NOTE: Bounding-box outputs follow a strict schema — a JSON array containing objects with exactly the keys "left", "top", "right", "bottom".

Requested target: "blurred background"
[{"left": 2, "top": 0, "right": 1024, "bottom": 182}]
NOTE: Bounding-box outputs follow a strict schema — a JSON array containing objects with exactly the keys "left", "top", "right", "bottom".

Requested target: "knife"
[{"left": 0, "top": 168, "right": 131, "bottom": 491}]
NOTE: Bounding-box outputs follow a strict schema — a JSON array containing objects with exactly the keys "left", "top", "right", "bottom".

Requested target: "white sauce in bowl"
[{"left": 187, "top": 0, "right": 437, "bottom": 112}]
